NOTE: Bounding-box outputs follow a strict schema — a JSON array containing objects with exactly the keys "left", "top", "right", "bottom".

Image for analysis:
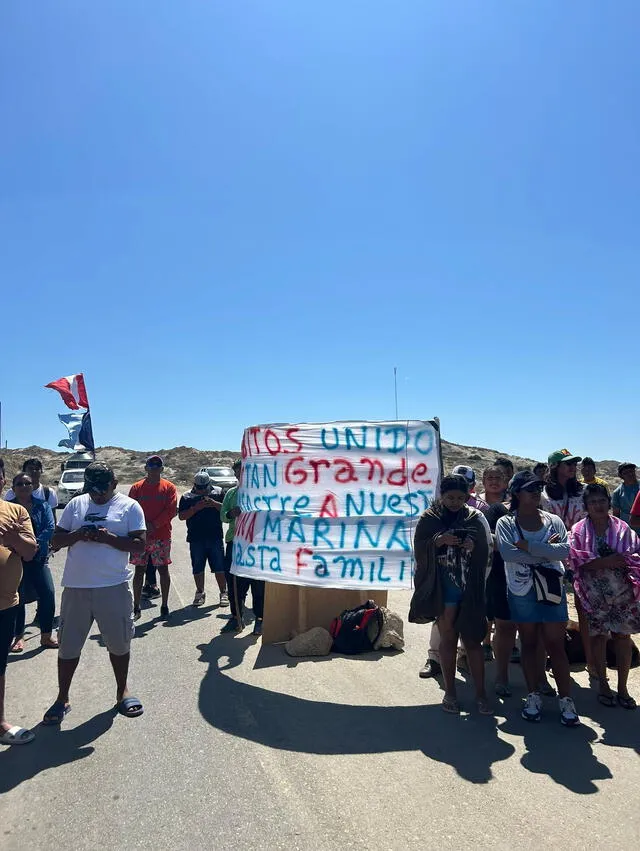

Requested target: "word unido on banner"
[{"left": 231, "top": 420, "right": 442, "bottom": 590}]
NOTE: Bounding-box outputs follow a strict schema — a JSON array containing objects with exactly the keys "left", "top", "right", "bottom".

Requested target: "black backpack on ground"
[
  {"left": 329, "top": 600, "right": 384, "bottom": 655},
  {"left": 564, "top": 626, "right": 639, "bottom": 669}
]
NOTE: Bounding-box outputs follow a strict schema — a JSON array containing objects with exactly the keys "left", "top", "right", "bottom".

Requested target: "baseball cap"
[
  {"left": 193, "top": 472, "right": 211, "bottom": 489},
  {"left": 548, "top": 449, "right": 582, "bottom": 466},
  {"left": 84, "top": 462, "right": 115, "bottom": 493},
  {"left": 452, "top": 465, "right": 475, "bottom": 485},
  {"left": 509, "top": 470, "right": 545, "bottom": 494},
  {"left": 146, "top": 454, "right": 164, "bottom": 467}
]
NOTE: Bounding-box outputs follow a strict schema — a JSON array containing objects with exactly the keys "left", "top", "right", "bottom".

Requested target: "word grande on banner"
[{"left": 231, "top": 420, "right": 441, "bottom": 590}]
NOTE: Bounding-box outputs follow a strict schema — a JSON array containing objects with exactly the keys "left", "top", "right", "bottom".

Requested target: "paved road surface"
[{"left": 1, "top": 501, "right": 639, "bottom": 850}]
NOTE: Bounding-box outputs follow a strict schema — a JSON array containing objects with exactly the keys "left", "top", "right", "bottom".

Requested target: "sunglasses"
[
  {"left": 15, "top": 481, "right": 33, "bottom": 488},
  {"left": 146, "top": 462, "right": 163, "bottom": 469}
]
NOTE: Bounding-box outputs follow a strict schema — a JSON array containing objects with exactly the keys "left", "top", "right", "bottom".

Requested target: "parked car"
[
  {"left": 198, "top": 466, "right": 238, "bottom": 491},
  {"left": 56, "top": 469, "right": 86, "bottom": 507},
  {"left": 62, "top": 452, "right": 94, "bottom": 472}
]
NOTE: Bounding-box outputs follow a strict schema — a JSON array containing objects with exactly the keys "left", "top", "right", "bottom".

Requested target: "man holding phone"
[
  {"left": 42, "top": 462, "right": 146, "bottom": 725},
  {"left": 178, "top": 472, "right": 228, "bottom": 608}
]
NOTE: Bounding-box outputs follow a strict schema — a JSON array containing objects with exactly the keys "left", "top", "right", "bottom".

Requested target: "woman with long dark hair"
[
  {"left": 409, "top": 475, "right": 492, "bottom": 715},
  {"left": 496, "top": 471, "right": 579, "bottom": 726},
  {"left": 541, "top": 448, "right": 592, "bottom": 674},
  {"left": 9, "top": 473, "right": 57, "bottom": 651},
  {"left": 542, "top": 449, "right": 586, "bottom": 529},
  {"left": 569, "top": 483, "right": 640, "bottom": 709}
]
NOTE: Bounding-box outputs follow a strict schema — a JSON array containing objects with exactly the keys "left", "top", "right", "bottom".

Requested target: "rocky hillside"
[
  {"left": 0, "top": 445, "right": 241, "bottom": 487},
  {"left": 0, "top": 440, "right": 626, "bottom": 489}
]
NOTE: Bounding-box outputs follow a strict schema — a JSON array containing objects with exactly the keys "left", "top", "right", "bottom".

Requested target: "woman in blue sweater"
[{"left": 9, "top": 472, "right": 57, "bottom": 650}]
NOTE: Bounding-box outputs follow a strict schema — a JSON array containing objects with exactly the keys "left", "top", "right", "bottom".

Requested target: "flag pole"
[{"left": 393, "top": 367, "right": 399, "bottom": 420}]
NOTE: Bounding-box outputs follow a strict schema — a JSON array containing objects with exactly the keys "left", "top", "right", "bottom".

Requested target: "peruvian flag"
[{"left": 45, "top": 373, "right": 90, "bottom": 410}]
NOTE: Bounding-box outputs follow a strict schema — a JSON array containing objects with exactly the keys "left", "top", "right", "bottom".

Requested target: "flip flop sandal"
[
  {"left": 117, "top": 696, "right": 144, "bottom": 718},
  {"left": 10, "top": 639, "right": 25, "bottom": 653},
  {"left": 42, "top": 702, "right": 71, "bottom": 725},
  {"left": 597, "top": 692, "right": 617, "bottom": 707},
  {"left": 617, "top": 694, "right": 637, "bottom": 710},
  {"left": 495, "top": 682, "right": 512, "bottom": 698},
  {"left": 441, "top": 696, "right": 460, "bottom": 714},
  {"left": 0, "top": 726, "right": 35, "bottom": 746}
]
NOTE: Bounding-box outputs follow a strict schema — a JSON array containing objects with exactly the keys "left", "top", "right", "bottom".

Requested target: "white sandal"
[{"left": 0, "top": 726, "right": 35, "bottom": 746}]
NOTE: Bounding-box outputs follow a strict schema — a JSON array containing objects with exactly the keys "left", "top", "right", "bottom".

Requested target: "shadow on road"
[
  {"left": 162, "top": 603, "right": 218, "bottom": 628},
  {"left": 196, "top": 636, "right": 515, "bottom": 784},
  {"left": 496, "top": 679, "right": 640, "bottom": 793},
  {"left": 0, "top": 710, "right": 115, "bottom": 793},
  {"left": 252, "top": 642, "right": 400, "bottom": 670}
]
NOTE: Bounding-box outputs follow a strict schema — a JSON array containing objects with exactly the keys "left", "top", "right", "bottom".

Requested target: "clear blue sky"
[{"left": 1, "top": 1, "right": 638, "bottom": 463}]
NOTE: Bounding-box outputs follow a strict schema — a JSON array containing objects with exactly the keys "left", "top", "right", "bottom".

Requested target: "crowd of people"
[
  {"left": 411, "top": 451, "right": 640, "bottom": 726},
  {"left": 0, "top": 454, "right": 258, "bottom": 743},
  {"left": 1, "top": 448, "right": 640, "bottom": 745}
]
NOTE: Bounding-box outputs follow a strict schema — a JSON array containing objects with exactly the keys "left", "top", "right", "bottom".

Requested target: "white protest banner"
[{"left": 231, "top": 420, "right": 441, "bottom": 590}]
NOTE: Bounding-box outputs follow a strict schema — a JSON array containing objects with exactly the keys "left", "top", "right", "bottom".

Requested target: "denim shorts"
[
  {"left": 189, "top": 539, "right": 225, "bottom": 574},
  {"left": 441, "top": 571, "right": 464, "bottom": 606},
  {"left": 508, "top": 586, "right": 568, "bottom": 624}
]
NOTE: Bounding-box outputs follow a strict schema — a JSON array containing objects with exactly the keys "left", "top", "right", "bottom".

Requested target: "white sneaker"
[
  {"left": 522, "top": 692, "right": 542, "bottom": 722},
  {"left": 219, "top": 591, "right": 229, "bottom": 607},
  {"left": 193, "top": 592, "right": 206, "bottom": 607},
  {"left": 559, "top": 696, "right": 580, "bottom": 727}
]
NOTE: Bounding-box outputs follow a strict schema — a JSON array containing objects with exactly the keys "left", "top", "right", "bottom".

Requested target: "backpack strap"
[{"left": 43, "top": 486, "right": 50, "bottom": 503}]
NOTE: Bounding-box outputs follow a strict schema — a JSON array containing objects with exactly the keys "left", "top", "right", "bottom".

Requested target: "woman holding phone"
[
  {"left": 410, "top": 474, "right": 492, "bottom": 715},
  {"left": 496, "top": 471, "right": 579, "bottom": 726}
]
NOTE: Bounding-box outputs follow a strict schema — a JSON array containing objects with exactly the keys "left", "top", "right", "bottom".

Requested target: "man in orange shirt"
[{"left": 129, "top": 456, "right": 177, "bottom": 620}]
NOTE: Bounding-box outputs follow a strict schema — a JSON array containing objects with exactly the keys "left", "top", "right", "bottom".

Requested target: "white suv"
[{"left": 57, "top": 469, "right": 85, "bottom": 507}]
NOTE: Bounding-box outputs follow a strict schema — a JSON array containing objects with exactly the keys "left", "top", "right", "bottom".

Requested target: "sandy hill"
[{"left": 0, "top": 441, "right": 625, "bottom": 490}]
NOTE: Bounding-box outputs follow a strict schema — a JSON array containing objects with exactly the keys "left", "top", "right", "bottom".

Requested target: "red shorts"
[{"left": 130, "top": 538, "right": 172, "bottom": 567}]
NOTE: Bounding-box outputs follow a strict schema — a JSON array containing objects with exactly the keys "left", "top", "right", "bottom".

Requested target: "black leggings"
[{"left": 0, "top": 607, "right": 17, "bottom": 677}]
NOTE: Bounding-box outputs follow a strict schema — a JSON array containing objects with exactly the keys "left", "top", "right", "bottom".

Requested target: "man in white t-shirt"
[
  {"left": 42, "top": 462, "right": 146, "bottom": 725},
  {"left": 4, "top": 457, "right": 58, "bottom": 514}
]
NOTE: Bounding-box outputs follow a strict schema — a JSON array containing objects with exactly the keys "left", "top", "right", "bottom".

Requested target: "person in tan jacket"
[{"left": 0, "top": 460, "right": 38, "bottom": 745}]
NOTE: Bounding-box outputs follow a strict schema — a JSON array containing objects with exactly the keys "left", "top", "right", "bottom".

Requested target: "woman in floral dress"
[{"left": 569, "top": 483, "right": 640, "bottom": 709}]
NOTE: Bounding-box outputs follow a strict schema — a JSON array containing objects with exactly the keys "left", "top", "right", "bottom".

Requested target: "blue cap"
[{"left": 508, "top": 470, "right": 544, "bottom": 494}]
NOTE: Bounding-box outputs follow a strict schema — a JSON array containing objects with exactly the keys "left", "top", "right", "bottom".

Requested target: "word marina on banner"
[
  {"left": 232, "top": 420, "right": 442, "bottom": 590},
  {"left": 233, "top": 513, "right": 413, "bottom": 586}
]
